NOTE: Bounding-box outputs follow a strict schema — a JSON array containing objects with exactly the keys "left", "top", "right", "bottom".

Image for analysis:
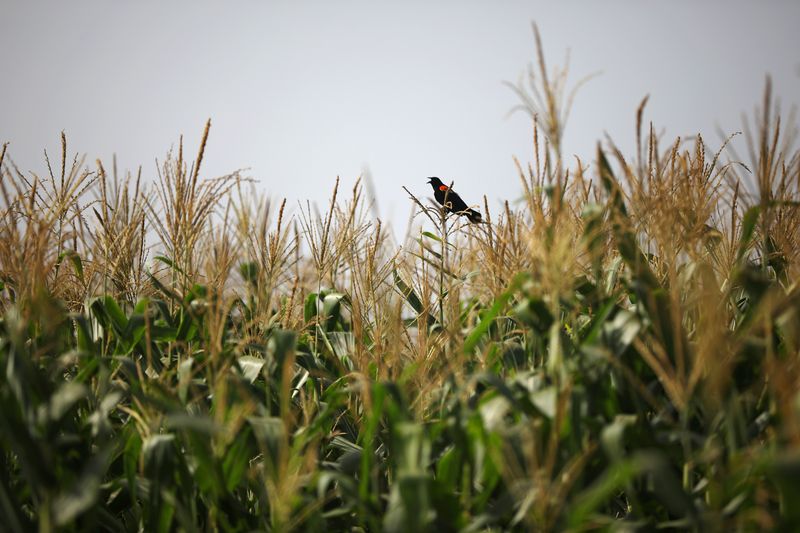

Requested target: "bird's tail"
[{"left": 465, "top": 209, "right": 483, "bottom": 223}]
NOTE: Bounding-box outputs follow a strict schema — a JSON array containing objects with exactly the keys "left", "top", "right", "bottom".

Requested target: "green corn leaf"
[
  {"left": 393, "top": 270, "right": 424, "bottom": 315},
  {"left": 322, "top": 292, "right": 345, "bottom": 331},
  {"left": 463, "top": 273, "right": 526, "bottom": 353},
  {"left": 237, "top": 356, "right": 265, "bottom": 383},
  {"left": 53, "top": 448, "right": 111, "bottom": 526},
  {"left": 304, "top": 292, "right": 318, "bottom": 323},
  {"left": 737, "top": 205, "right": 760, "bottom": 262},
  {"left": 239, "top": 261, "right": 259, "bottom": 286},
  {"left": 47, "top": 382, "right": 88, "bottom": 422},
  {"left": 57, "top": 250, "right": 84, "bottom": 283}
]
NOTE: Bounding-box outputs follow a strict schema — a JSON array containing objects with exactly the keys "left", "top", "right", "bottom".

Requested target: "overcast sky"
[{"left": 2, "top": 1, "right": 799, "bottom": 235}]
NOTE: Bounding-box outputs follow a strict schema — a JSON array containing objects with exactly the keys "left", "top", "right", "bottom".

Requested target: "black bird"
[{"left": 426, "top": 177, "right": 482, "bottom": 223}]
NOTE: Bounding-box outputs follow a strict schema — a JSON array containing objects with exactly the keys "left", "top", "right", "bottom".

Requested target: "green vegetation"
[{"left": 1, "top": 36, "right": 799, "bottom": 531}]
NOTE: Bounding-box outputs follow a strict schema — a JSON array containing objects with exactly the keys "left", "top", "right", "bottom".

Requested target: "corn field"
[{"left": 1, "top": 33, "right": 800, "bottom": 532}]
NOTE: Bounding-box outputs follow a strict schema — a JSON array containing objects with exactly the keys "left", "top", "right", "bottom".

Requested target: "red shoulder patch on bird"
[{"left": 438, "top": 185, "right": 449, "bottom": 191}]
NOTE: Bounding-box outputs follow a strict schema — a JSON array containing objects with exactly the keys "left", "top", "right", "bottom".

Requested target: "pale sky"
[{"left": 2, "top": 1, "right": 799, "bottom": 235}]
